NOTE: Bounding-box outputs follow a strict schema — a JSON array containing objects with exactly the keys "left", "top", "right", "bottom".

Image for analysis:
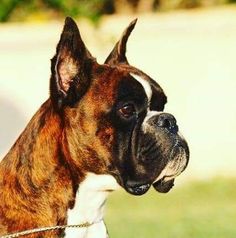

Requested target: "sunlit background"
[{"left": 1, "top": 0, "right": 236, "bottom": 237}]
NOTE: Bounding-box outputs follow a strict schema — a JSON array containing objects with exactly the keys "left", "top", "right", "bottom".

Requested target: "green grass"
[{"left": 105, "top": 178, "right": 236, "bottom": 238}]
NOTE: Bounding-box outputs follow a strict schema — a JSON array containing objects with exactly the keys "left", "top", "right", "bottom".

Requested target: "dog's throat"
[{"left": 65, "top": 173, "right": 120, "bottom": 238}]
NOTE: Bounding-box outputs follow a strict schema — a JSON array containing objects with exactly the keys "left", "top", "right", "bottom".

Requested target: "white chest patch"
[{"left": 65, "top": 173, "right": 120, "bottom": 238}]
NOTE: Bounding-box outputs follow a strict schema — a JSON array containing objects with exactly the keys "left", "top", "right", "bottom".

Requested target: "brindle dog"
[{"left": 0, "top": 18, "right": 189, "bottom": 238}]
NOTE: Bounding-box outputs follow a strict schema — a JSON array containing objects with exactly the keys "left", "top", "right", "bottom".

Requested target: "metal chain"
[{"left": 0, "top": 222, "right": 92, "bottom": 238}]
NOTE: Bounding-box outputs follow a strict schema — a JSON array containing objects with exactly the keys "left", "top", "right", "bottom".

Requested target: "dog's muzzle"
[
  {"left": 123, "top": 112, "right": 189, "bottom": 196},
  {"left": 147, "top": 112, "right": 189, "bottom": 193}
]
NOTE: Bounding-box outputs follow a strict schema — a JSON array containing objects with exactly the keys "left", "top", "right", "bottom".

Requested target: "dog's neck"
[
  {"left": 1, "top": 100, "right": 77, "bottom": 230},
  {"left": 1, "top": 99, "right": 119, "bottom": 237},
  {"left": 65, "top": 173, "right": 120, "bottom": 238}
]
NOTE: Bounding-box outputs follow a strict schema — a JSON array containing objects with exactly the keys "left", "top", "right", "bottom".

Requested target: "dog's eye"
[{"left": 118, "top": 104, "right": 136, "bottom": 118}]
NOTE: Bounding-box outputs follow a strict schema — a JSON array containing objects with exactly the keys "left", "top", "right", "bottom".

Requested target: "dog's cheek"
[
  {"left": 96, "top": 125, "right": 114, "bottom": 146},
  {"left": 95, "top": 125, "right": 115, "bottom": 165}
]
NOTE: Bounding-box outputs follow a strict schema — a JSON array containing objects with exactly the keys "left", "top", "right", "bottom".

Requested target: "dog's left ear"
[
  {"left": 105, "top": 19, "right": 137, "bottom": 65},
  {"left": 50, "top": 17, "right": 95, "bottom": 109}
]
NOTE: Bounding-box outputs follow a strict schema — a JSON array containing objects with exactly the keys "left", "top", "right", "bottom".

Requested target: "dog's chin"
[
  {"left": 124, "top": 183, "right": 151, "bottom": 196},
  {"left": 152, "top": 178, "right": 175, "bottom": 193}
]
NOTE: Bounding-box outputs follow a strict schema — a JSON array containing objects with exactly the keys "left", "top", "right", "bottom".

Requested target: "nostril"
[{"left": 157, "top": 113, "right": 178, "bottom": 133}]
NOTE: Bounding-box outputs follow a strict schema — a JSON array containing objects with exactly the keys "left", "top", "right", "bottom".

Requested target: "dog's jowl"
[{"left": 0, "top": 18, "right": 189, "bottom": 238}]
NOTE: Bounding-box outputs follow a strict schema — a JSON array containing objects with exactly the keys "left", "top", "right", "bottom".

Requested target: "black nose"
[{"left": 157, "top": 113, "right": 178, "bottom": 133}]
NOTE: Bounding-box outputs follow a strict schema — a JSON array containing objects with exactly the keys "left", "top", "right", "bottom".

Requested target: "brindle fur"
[
  {"left": 0, "top": 19, "right": 144, "bottom": 237},
  {"left": 0, "top": 67, "right": 135, "bottom": 237},
  {"left": 0, "top": 17, "right": 188, "bottom": 237}
]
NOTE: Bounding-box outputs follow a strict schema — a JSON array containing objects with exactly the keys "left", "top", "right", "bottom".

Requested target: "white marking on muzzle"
[{"left": 142, "top": 111, "right": 161, "bottom": 134}]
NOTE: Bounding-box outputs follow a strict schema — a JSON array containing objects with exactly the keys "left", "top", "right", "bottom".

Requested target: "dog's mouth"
[
  {"left": 112, "top": 132, "right": 189, "bottom": 196},
  {"left": 124, "top": 181, "right": 151, "bottom": 196},
  {"left": 123, "top": 177, "right": 175, "bottom": 196},
  {"left": 151, "top": 142, "right": 189, "bottom": 193},
  {"left": 123, "top": 142, "right": 189, "bottom": 196},
  {"left": 124, "top": 172, "right": 179, "bottom": 195},
  {"left": 152, "top": 177, "right": 175, "bottom": 193}
]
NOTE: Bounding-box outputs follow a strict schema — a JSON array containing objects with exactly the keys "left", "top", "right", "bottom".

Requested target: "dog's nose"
[{"left": 157, "top": 113, "right": 178, "bottom": 134}]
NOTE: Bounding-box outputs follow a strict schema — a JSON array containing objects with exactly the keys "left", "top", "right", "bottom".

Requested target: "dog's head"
[{"left": 50, "top": 17, "right": 189, "bottom": 195}]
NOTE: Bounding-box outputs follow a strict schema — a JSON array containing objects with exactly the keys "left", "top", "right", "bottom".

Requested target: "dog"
[{"left": 0, "top": 17, "right": 189, "bottom": 238}]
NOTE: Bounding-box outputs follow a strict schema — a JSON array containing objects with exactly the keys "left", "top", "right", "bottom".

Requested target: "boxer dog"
[{"left": 0, "top": 17, "right": 189, "bottom": 238}]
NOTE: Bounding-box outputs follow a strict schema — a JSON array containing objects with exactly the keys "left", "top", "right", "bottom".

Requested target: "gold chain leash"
[{"left": 0, "top": 222, "right": 92, "bottom": 238}]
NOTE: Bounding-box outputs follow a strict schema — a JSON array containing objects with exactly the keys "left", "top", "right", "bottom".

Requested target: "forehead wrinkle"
[{"left": 130, "top": 73, "right": 152, "bottom": 102}]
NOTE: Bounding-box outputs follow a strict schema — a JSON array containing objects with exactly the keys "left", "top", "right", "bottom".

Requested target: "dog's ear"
[
  {"left": 105, "top": 19, "right": 137, "bottom": 65},
  {"left": 50, "top": 17, "right": 95, "bottom": 109}
]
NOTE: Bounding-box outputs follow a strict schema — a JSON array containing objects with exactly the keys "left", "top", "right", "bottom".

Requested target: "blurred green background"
[
  {"left": 1, "top": 0, "right": 236, "bottom": 237},
  {"left": 106, "top": 178, "right": 236, "bottom": 238}
]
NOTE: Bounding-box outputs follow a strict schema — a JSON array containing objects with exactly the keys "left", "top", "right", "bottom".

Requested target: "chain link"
[{"left": 0, "top": 222, "right": 92, "bottom": 238}]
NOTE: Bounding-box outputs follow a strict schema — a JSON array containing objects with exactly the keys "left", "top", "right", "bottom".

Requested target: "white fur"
[
  {"left": 65, "top": 173, "right": 120, "bottom": 238},
  {"left": 142, "top": 111, "right": 161, "bottom": 132},
  {"left": 130, "top": 73, "right": 152, "bottom": 102}
]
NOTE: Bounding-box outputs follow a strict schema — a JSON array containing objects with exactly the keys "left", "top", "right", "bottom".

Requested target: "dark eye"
[{"left": 118, "top": 104, "right": 136, "bottom": 118}]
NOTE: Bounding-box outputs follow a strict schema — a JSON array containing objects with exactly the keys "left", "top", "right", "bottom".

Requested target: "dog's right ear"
[
  {"left": 50, "top": 17, "right": 95, "bottom": 109},
  {"left": 105, "top": 19, "right": 137, "bottom": 65}
]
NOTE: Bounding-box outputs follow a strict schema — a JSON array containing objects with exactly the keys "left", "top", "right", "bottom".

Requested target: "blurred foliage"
[
  {"left": 0, "top": 0, "right": 19, "bottom": 22},
  {"left": 0, "top": 0, "right": 235, "bottom": 23},
  {"left": 44, "top": 0, "right": 114, "bottom": 22},
  {"left": 0, "top": 0, "right": 114, "bottom": 23}
]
